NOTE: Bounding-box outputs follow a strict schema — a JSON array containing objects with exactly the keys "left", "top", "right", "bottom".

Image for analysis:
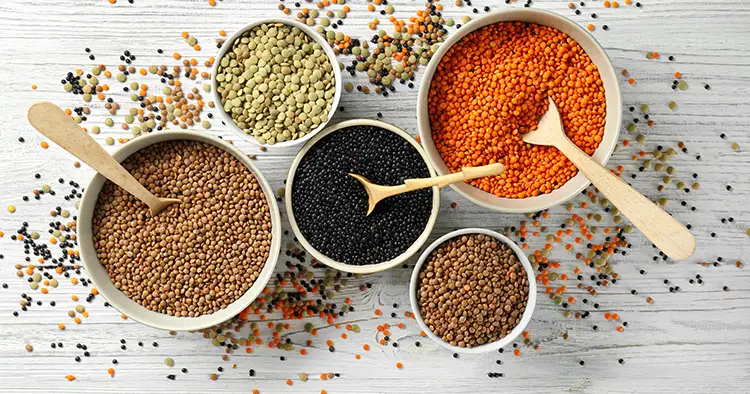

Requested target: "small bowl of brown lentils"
[
  {"left": 286, "top": 119, "right": 441, "bottom": 274},
  {"left": 410, "top": 228, "right": 537, "bottom": 354},
  {"left": 77, "top": 131, "right": 282, "bottom": 331},
  {"left": 212, "top": 19, "right": 342, "bottom": 148}
]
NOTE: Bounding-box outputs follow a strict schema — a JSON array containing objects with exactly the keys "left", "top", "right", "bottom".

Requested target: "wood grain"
[{"left": 1, "top": 0, "right": 750, "bottom": 393}]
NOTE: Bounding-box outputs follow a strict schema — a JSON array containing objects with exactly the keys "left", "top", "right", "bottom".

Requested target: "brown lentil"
[
  {"left": 93, "top": 140, "right": 273, "bottom": 316},
  {"left": 417, "top": 234, "right": 529, "bottom": 348}
]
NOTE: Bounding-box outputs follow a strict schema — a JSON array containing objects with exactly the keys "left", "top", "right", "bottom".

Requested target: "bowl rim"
[
  {"left": 77, "top": 130, "right": 282, "bottom": 331},
  {"left": 211, "top": 18, "right": 343, "bottom": 148},
  {"left": 416, "top": 8, "right": 622, "bottom": 213},
  {"left": 284, "top": 119, "right": 441, "bottom": 274},
  {"left": 409, "top": 228, "right": 537, "bottom": 354}
]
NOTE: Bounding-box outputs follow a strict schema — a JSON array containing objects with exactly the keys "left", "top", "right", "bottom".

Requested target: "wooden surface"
[{"left": 1, "top": 0, "right": 749, "bottom": 393}]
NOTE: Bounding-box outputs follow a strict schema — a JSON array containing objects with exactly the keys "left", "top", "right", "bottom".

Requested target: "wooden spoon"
[
  {"left": 27, "top": 101, "right": 181, "bottom": 216},
  {"left": 522, "top": 97, "right": 696, "bottom": 260},
  {"left": 350, "top": 163, "right": 504, "bottom": 215}
]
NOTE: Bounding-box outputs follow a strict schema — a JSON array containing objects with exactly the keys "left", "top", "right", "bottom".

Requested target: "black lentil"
[{"left": 291, "top": 125, "right": 433, "bottom": 265}]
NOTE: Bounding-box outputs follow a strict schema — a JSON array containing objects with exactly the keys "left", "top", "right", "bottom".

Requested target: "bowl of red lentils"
[
  {"left": 77, "top": 130, "right": 282, "bottom": 331},
  {"left": 417, "top": 9, "right": 622, "bottom": 213},
  {"left": 212, "top": 19, "right": 342, "bottom": 147},
  {"left": 410, "top": 228, "right": 537, "bottom": 354}
]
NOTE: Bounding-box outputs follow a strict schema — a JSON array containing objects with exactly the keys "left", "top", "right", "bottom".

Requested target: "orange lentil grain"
[
  {"left": 513, "top": 349, "right": 521, "bottom": 356},
  {"left": 396, "top": 362, "right": 403, "bottom": 369},
  {"left": 428, "top": 22, "right": 605, "bottom": 199},
  {"left": 66, "top": 374, "right": 76, "bottom": 381}
]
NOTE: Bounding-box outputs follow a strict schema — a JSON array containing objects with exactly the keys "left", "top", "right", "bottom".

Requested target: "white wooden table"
[{"left": 1, "top": 0, "right": 749, "bottom": 392}]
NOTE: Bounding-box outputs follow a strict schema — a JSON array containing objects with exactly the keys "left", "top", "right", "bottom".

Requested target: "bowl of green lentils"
[{"left": 212, "top": 19, "right": 342, "bottom": 147}]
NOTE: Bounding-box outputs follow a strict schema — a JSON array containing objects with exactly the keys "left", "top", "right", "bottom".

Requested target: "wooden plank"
[{"left": 0, "top": 0, "right": 749, "bottom": 392}]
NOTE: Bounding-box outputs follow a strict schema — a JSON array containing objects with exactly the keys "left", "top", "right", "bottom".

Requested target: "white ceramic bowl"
[
  {"left": 417, "top": 9, "right": 622, "bottom": 213},
  {"left": 78, "top": 131, "right": 282, "bottom": 331},
  {"left": 211, "top": 19, "right": 343, "bottom": 148},
  {"left": 285, "top": 119, "right": 440, "bottom": 274},
  {"left": 409, "top": 228, "right": 537, "bottom": 354}
]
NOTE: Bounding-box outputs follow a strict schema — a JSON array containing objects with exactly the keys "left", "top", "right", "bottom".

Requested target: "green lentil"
[
  {"left": 216, "top": 23, "right": 336, "bottom": 145},
  {"left": 668, "top": 101, "right": 678, "bottom": 110},
  {"left": 732, "top": 142, "right": 740, "bottom": 151},
  {"left": 116, "top": 73, "right": 127, "bottom": 83},
  {"left": 202, "top": 120, "right": 211, "bottom": 129},
  {"left": 105, "top": 136, "right": 114, "bottom": 145},
  {"left": 165, "top": 358, "right": 175, "bottom": 367},
  {"left": 676, "top": 181, "right": 685, "bottom": 189},
  {"left": 666, "top": 166, "right": 675, "bottom": 174},
  {"left": 75, "top": 305, "right": 85, "bottom": 313},
  {"left": 678, "top": 81, "right": 688, "bottom": 90},
  {"left": 104, "top": 118, "right": 114, "bottom": 127},
  {"left": 658, "top": 197, "right": 668, "bottom": 206},
  {"left": 640, "top": 104, "right": 649, "bottom": 113}
]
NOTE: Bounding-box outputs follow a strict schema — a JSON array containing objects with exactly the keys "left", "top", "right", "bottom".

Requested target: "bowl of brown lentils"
[
  {"left": 410, "top": 228, "right": 537, "bottom": 354},
  {"left": 212, "top": 19, "right": 342, "bottom": 147},
  {"left": 77, "top": 131, "right": 282, "bottom": 331}
]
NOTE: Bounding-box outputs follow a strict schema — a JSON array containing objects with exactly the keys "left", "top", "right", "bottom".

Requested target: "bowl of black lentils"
[
  {"left": 212, "top": 19, "right": 342, "bottom": 147},
  {"left": 77, "top": 130, "right": 282, "bottom": 331},
  {"left": 410, "top": 228, "right": 537, "bottom": 354},
  {"left": 285, "top": 119, "right": 441, "bottom": 274}
]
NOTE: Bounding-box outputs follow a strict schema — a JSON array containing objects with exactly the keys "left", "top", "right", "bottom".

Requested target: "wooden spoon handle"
[
  {"left": 555, "top": 138, "right": 696, "bottom": 260},
  {"left": 405, "top": 163, "right": 505, "bottom": 190},
  {"left": 27, "top": 101, "right": 161, "bottom": 208}
]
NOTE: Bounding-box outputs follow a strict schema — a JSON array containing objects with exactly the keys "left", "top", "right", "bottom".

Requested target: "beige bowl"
[
  {"left": 417, "top": 9, "right": 622, "bottom": 213},
  {"left": 211, "top": 19, "right": 343, "bottom": 148},
  {"left": 410, "top": 228, "right": 537, "bottom": 354},
  {"left": 77, "top": 131, "right": 282, "bottom": 331},
  {"left": 285, "top": 119, "right": 440, "bottom": 274}
]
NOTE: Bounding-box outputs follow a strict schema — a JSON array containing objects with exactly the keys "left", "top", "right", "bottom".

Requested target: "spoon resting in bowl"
[
  {"left": 522, "top": 97, "right": 695, "bottom": 260},
  {"left": 27, "top": 101, "right": 181, "bottom": 216},
  {"left": 350, "top": 163, "right": 504, "bottom": 215}
]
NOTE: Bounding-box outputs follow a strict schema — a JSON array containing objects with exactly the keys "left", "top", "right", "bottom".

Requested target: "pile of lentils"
[
  {"left": 93, "top": 140, "right": 273, "bottom": 316},
  {"left": 291, "top": 125, "right": 433, "bottom": 265},
  {"left": 417, "top": 233, "right": 529, "bottom": 348},
  {"left": 216, "top": 23, "right": 336, "bottom": 145},
  {"left": 428, "top": 22, "right": 606, "bottom": 199}
]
